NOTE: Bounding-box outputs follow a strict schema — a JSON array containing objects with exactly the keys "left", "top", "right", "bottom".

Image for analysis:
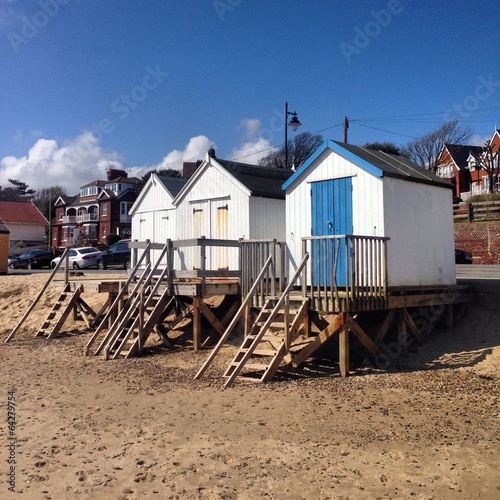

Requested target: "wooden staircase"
[
  {"left": 98, "top": 261, "right": 173, "bottom": 359},
  {"left": 36, "top": 284, "right": 86, "bottom": 339},
  {"left": 223, "top": 297, "right": 309, "bottom": 386}
]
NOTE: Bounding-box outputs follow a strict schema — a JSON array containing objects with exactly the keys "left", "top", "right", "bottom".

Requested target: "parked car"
[
  {"left": 7, "top": 255, "right": 17, "bottom": 267},
  {"left": 455, "top": 248, "right": 473, "bottom": 264},
  {"left": 9, "top": 249, "right": 53, "bottom": 269},
  {"left": 97, "top": 239, "right": 131, "bottom": 270},
  {"left": 50, "top": 247, "right": 102, "bottom": 270}
]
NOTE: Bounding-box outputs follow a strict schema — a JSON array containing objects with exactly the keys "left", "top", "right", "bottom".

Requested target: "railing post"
[
  {"left": 200, "top": 236, "right": 206, "bottom": 271},
  {"left": 166, "top": 239, "right": 173, "bottom": 295},
  {"left": 271, "top": 239, "right": 276, "bottom": 297},
  {"left": 302, "top": 238, "right": 308, "bottom": 299},
  {"left": 145, "top": 239, "right": 151, "bottom": 269}
]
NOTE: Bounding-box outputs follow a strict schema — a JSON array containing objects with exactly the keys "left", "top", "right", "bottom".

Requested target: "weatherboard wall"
[
  {"left": 174, "top": 163, "right": 248, "bottom": 270},
  {"left": 174, "top": 162, "right": 287, "bottom": 271},
  {"left": 383, "top": 177, "right": 455, "bottom": 287},
  {"left": 285, "top": 148, "right": 385, "bottom": 275},
  {"left": 130, "top": 174, "right": 177, "bottom": 265}
]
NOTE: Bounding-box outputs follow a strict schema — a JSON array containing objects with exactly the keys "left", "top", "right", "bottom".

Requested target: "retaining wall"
[{"left": 454, "top": 221, "right": 500, "bottom": 264}]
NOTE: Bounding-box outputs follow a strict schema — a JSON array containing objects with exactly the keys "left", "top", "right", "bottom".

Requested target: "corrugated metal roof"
[
  {"left": 0, "top": 201, "right": 48, "bottom": 225},
  {"left": 217, "top": 159, "right": 293, "bottom": 199}
]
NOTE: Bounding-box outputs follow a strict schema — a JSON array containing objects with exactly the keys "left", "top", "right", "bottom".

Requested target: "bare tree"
[
  {"left": 401, "top": 119, "right": 473, "bottom": 173},
  {"left": 363, "top": 141, "right": 401, "bottom": 155},
  {"left": 474, "top": 140, "right": 499, "bottom": 193},
  {"left": 258, "top": 131, "right": 323, "bottom": 169}
]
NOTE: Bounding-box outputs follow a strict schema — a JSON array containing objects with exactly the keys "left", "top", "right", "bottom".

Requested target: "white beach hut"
[
  {"left": 172, "top": 149, "right": 293, "bottom": 270},
  {"left": 283, "top": 140, "right": 456, "bottom": 289},
  {"left": 130, "top": 173, "right": 187, "bottom": 263}
]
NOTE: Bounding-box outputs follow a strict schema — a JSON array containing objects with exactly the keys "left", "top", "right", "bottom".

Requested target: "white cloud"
[
  {"left": 154, "top": 135, "right": 213, "bottom": 171},
  {"left": 230, "top": 137, "right": 275, "bottom": 164},
  {"left": 0, "top": 132, "right": 122, "bottom": 193},
  {"left": 469, "top": 134, "right": 490, "bottom": 146},
  {"left": 0, "top": 132, "right": 216, "bottom": 195},
  {"left": 238, "top": 118, "right": 261, "bottom": 138}
]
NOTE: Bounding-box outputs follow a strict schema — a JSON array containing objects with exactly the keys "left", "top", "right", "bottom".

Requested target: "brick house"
[
  {"left": 0, "top": 200, "right": 48, "bottom": 249},
  {"left": 436, "top": 129, "right": 500, "bottom": 199},
  {"left": 51, "top": 168, "right": 140, "bottom": 248}
]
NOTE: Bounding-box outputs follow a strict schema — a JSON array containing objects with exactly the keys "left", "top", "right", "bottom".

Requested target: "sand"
[{"left": 0, "top": 273, "right": 499, "bottom": 499}]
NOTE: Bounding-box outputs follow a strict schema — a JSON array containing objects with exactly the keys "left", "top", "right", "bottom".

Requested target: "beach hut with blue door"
[{"left": 283, "top": 140, "right": 456, "bottom": 295}]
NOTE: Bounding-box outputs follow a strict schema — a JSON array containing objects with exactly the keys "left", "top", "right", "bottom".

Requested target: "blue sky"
[{"left": 1, "top": 0, "right": 499, "bottom": 193}]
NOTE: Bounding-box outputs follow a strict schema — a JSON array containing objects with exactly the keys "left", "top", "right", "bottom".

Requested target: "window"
[
  {"left": 80, "top": 186, "right": 102, "bottom": 197},
  {"left": 120, "top": 202, "right": 133, "bottom": 215},
  {"left": 102, "top": 203, "right": 108, "bottom": 216}
]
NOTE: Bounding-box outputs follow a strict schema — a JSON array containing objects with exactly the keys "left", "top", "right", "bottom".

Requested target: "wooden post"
[
  {"left": 193, "top": 298, "right": 201, "bottom": 351},
  {"left": 303, "top": 310, "right": 311, "bottom": 338},
  {"left": 444, "top": 304, "right": 454, "bottom": 329},
  {"left": 339, "top": 321, "right": 349, "bottom": 378},
  {"left": 398, "top": 310, "right": 408, "bottom": 352}
]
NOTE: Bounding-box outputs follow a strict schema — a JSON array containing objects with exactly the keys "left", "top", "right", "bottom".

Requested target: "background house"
[
  {"left": 436, "top": 129, "right": 500, "bottom": 199},
  {"left": 0, "top": 201, "right": 48, "bottom": 250},
  {"left": 52, "top": 168, "right": 140, "bottom": 248},
  {"left": 0, "top": 219, "right": 10, "bottom": 273},
  {"left": 284, "top": 140, "right": 456, "bottom": 288}
]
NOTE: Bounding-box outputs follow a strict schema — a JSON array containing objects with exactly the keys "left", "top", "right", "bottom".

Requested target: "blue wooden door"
[{"left": 311, "top": 178, "right": 353, "bottom": 286}]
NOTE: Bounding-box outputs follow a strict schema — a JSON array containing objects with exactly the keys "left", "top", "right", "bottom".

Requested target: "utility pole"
[{"left": 343, "top": 116, "right": 349, "bottom": 144}]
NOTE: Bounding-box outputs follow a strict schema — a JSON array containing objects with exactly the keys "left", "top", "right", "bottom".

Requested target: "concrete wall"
[{"left": 454, "top": 221, "right": 500, "bottom": 264}]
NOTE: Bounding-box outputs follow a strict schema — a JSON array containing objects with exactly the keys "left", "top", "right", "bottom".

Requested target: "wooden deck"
[{"left": 6, "top": 237, "right": 475, "bottom": 387}]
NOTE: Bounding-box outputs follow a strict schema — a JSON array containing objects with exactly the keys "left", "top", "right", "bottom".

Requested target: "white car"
[{"left": 51, "top": 247, "right": 102, "bottom": 270}]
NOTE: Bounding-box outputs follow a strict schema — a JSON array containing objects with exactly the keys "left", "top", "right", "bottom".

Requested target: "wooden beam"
[
  {"left": 197, "top": 299, "right": 225, "bottom": 336},
  {"left": 397, "top": 312, "right": 408, "bottom": 352},
  {"left": 388, "top": 291, "right": 473, "bottom": 309},
  {"left": 346, "top": 314, "right": 378, "bottom": 357},
  {"left": 373, "top": 309, "right": 396, "bottom": 345},
  {"left": 292, "top": 313, "right": 344, "bottom": 368},
  {"left": 403, "top": 309, "right": 424, "bottom": 344},
  {"left": 444, "top": 304, "right": 454, "bottom": 329}
]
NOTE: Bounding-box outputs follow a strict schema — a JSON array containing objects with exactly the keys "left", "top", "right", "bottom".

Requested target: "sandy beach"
[{"left": 1, "top": 273, "right": 499, "bottom": 499}]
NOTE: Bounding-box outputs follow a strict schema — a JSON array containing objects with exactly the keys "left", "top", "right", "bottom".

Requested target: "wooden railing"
[
  {"left": 301, "top": 235, "right": 389, "bottom": 311},
  {"left": 453, "top": 200, "right": 500, "bottom": 222},
  {"left": 239, "top": 239, "right": 286, "bottom": 302}
]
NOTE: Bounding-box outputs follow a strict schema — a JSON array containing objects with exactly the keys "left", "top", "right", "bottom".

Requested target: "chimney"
[
  {"left": 183, "top": 159, "right": 203, "bottom": 179},
  {"left": 208, "top": 146, "right": 216, "bottom": 159},
  {"left": 107, "top": 168, "right": 128, "bottom": 181}
]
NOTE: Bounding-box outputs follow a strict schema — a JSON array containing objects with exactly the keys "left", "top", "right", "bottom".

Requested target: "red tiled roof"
[{"left": 0, "top": 201, "right": 48, "bottom": 225}]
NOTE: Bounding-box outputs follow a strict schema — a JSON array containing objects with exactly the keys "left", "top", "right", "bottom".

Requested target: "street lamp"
[{"left": 285, "top": 101, "right": 302, "bottom": 169}]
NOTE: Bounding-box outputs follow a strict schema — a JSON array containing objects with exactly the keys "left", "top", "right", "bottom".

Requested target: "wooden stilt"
[
  {"left": 193, "top": 298, "right": 201, "bottom": 352},
  {"left": 339, "top": 323, "right": 349, "bottom": 378},
  {"left": 303, "top": 310, "right": 311, "bottom": 338},
  {"left": 444, "top": 304, "right": 454, "bottom": 329},
  {"left": 397, "top": 310, "right": 408, "bottom": 352}
]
